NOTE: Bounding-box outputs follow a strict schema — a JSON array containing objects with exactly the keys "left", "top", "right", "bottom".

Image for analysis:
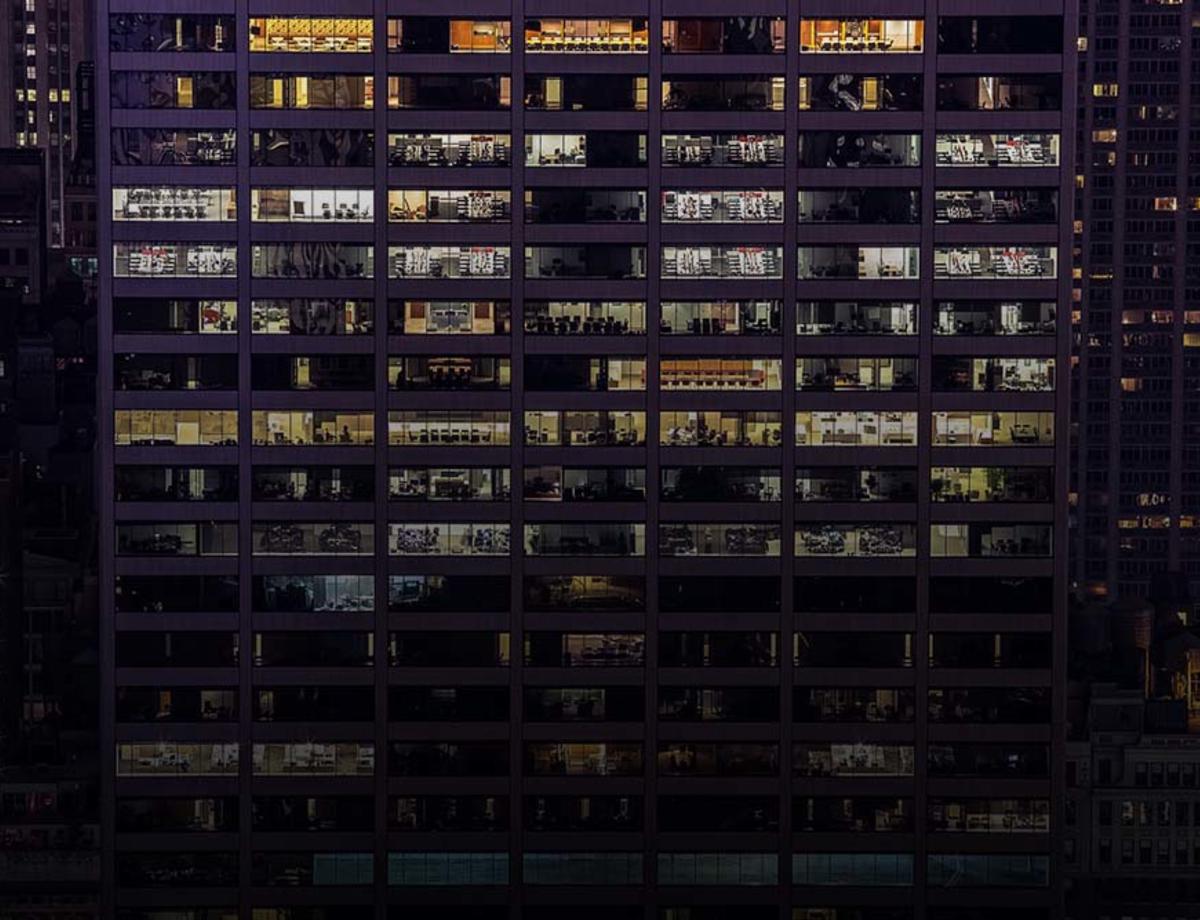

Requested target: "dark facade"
[
  {"left": 1071, "top": 0, "right": 1200, "bottom": 608},
  {"left": 0, "top": 147, "right": 100, "bottom": 916},
  {"left": 97, "top": 4, "right": 1076, "bottom": 919}
]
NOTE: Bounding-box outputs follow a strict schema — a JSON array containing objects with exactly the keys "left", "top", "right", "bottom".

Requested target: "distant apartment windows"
[
  {"left": 113, "top": 243, "right": 236, "bottom": 277},
  {"left": 112, "top": 129, "right": 236, "bottom": 166},
  {"left": 525, "top": 19, "right": 648, "bottom": 53},
  {"left": 663, "top": 76, "right": 785, "bottom": 111},
  {"left": 661, "top": 358, "right": 782, "bottom": 391},
  {"left": 798, "top": 246, "right": 920, "bottom": 280},
  {"left": 798, "top": 74, "right": 921, "bottom": 111},
  {"left": 109, "top": 14, "right": 234, "bottom": 52},
  {"left": 390, "top": 300, "right": 511, "bottom": 335},
  {"left": 661, "top": 17, "right": 785, "bottom": 54},
  {"left": 111, "top": 72, "right": 235, "bottom": 109},
  {"left": 525, "top": 301, "right": 646, "bottom": 336},
  {"left": 113, "top": 187, "right": 236, "bottom": 222},
  {"left": 113, "top": 409, "right": 238, "bottom": 447},
  {"left": 526, "top": 132, "right": 647, "bottom": 167},
  {"left": 250, "top": 73, "right": 374, "bottom": 109},
  {"left": 388, "top": 74, "right": 510, "bottom": 110},
  {"left": 800, "top": 19, "right": 924, "bottom": 54},
  {"left": 390, "top": 190, "right": 511, "bottom": 223},
  {"left": 390, "top": 245, "right": 510, "bottom": 279},
  {"left": 388, "top": 18, "right": 511, "bottom": 53},
  {"left": 252, "top": 188, "right": 374, "bottom": 223},
  {"left": 662, "top": 246, "right": 783, "bottom": 279},
  {"left": 252, "top": 243, "right": 373, "bottom": 279},
  {"left": 795, "top": 411, "right": 919, "bottom": 447},
  {"left": 663, "top": 190, "right": 784, "bottom": 223},
  {"left": 249, "top": 17, "right": 373, "bottom": 53},
  {"left": 388, "top": 133, "right": 511, "bottom": 167},
  {"left": 936, "top": 75, "right": 1061, "bottom": 111},
  {"left": 933, "top": 245, "right": 1057, "bottom": 279},
  {"left": 662, "top": 133, "right": 785, "bottom": 167},
  {"left": 935, "top": 133, "right": 1060, "bottom": 167}
]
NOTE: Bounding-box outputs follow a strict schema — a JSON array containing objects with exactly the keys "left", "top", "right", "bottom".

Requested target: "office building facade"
[{"left": 97, "top": 3, "right": 1076, "bottom": 918}]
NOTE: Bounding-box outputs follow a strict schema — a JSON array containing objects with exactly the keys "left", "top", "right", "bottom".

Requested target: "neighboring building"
[
  {"left": 1064, "top": 577, "right": 1200, "bottom": 918},
  {"left": 1070, "top": 0, "right": 1200, "bottom": 609},
  {"left": 0, "top": 0, "right": 94, "bottom": 248},
  {"left": 96, "top": 6, "right": 1076, "bottom": 919},
  {"left": 0, "top": 149, "right": 47, "bottom": 306},
  {"left": 0, "top": 143, "right": 99, "bottom": 915}
]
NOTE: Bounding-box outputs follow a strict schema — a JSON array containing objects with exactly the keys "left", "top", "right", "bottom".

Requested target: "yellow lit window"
[{"left": 176, "top": 76, "right": 194, "bottom": 108}]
